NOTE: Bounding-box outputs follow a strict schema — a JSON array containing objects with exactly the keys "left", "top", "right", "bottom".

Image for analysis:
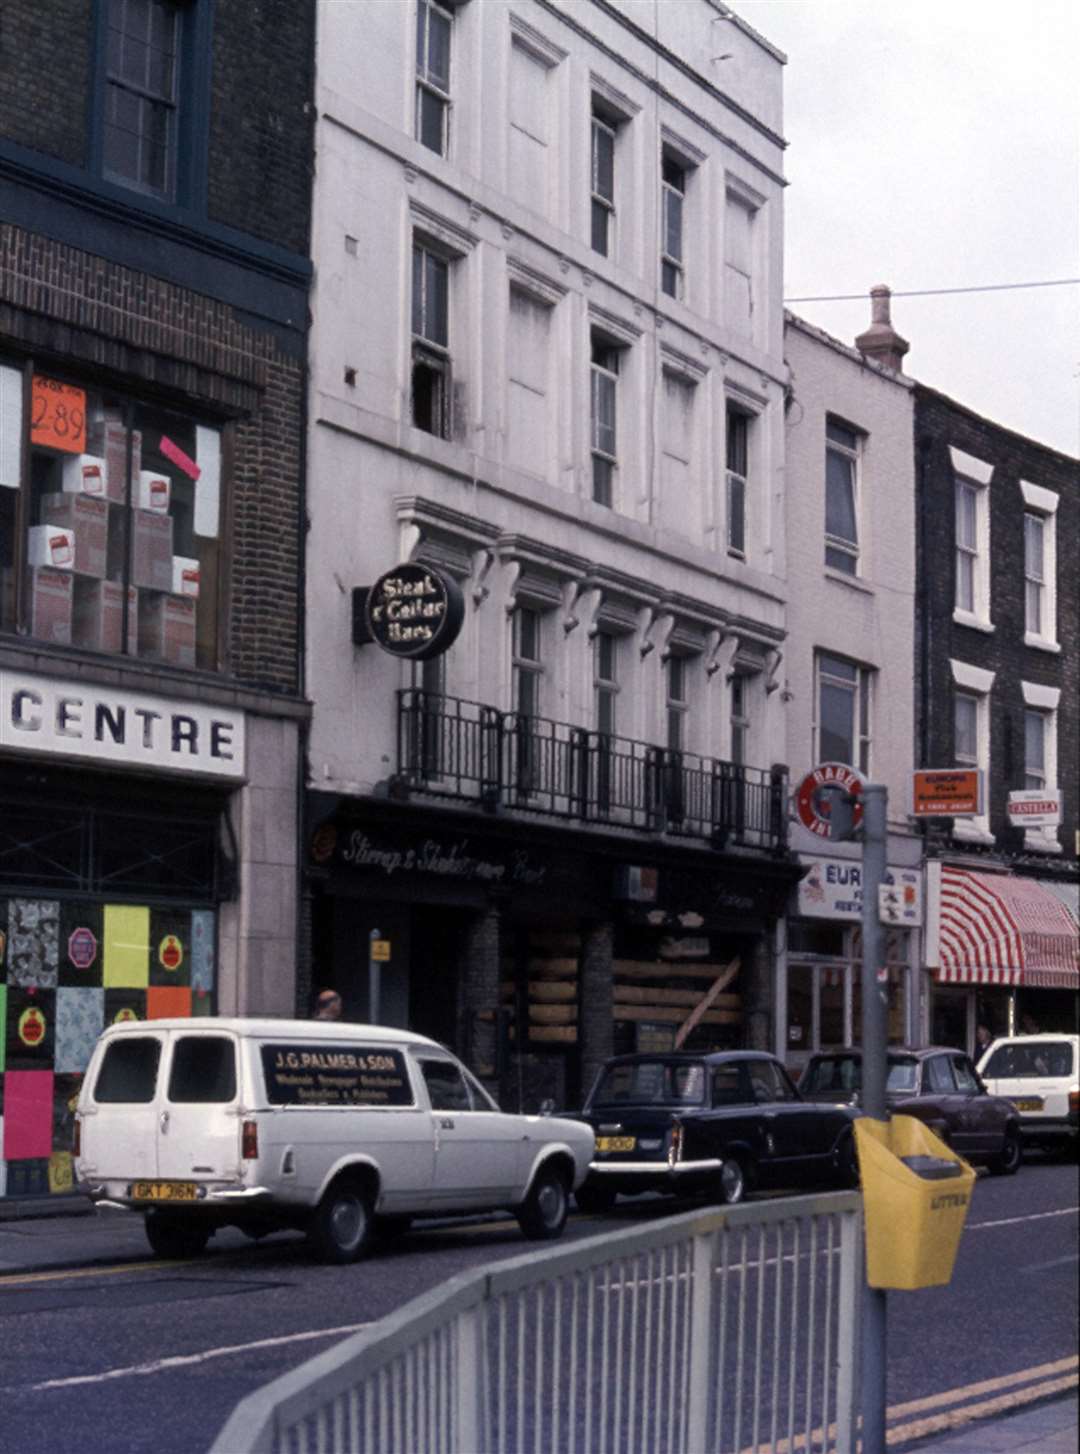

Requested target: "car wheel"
[
  {"left": 574, "top": 1184, "right": 617, "bottom": 1216},
  {"left": 308, "top": 1179, "right": 375, "bottom": 1263},
  {"left": 517, "top": 1163, "right": 570, "bottom": 1240},
  {"left": 988, "top": 1128, "right": 1022, "bottom": 1177},
  {"left": 716, "top": 1157, "right": 747, "bottom": 1206},
  {"left": 144, "top": 1211, "right": 211, "bottom": 1259},
  {"left": 835, "top": 1130, "right": 860, "bottom": 1188}
]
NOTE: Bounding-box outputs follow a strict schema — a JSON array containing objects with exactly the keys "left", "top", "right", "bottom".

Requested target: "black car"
[
  {"left": 799, "top": 1046, "right": 1022, "bottom": 1174},
  {"left": 573, "top": 1050, "right": 859, "bottom": 1212}
]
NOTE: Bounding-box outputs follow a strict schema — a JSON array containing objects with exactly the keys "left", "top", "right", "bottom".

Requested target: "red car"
[{"left": 799, "top": 1045, "right": 1022, "bottom": 1175}]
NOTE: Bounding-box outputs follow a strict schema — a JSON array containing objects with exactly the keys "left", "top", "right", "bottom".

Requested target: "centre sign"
[{"left": 364, "top": 563, "right": 465, "bottom": 661}]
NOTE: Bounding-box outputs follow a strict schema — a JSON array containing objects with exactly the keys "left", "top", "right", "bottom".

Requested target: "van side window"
[
  {"left": 94, "top": 1039, "right": 162, "bottom": 1103},
  {"left": 169, "top": 1037, "right": 237, "bottom": 1103},
  {"left": 421, "top": 1059, "right": 472, "bottom": 1112}
]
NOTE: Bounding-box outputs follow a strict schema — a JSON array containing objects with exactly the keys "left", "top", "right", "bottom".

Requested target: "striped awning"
[{"left": 937, "top": 867, "right": 1079, "bottom": 989}]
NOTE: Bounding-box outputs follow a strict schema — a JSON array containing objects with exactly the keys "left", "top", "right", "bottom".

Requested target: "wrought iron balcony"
[{"left": 397, "top": 690, "right": 788, "bottom": 853}]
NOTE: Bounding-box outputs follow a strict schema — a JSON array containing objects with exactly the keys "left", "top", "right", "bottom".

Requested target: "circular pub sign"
[
  {"left": 18, "top": 1005, "right": 47, "bottom": 1048},
  {"left": 159, "top": 935, "right": 184, "bottom": 972},
  {"left": 68, "top": 927, "right": 98, "bottom": 970},
  {"left": 365, "top": 563, "right": 464, "bottom": 661},
  {"left": 794, "top": 762, "right": 864, "bottom": 839}
]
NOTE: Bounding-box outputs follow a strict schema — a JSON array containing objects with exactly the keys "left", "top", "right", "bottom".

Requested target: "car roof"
[
  {"left": 985, "top": 1034, "right": 1079, "bottom": 1045},
  {"left": 599, "top": 1050, "right": 781, "bottom": 1067},
  {"left": 97, "top": 1018, "right": 444, "bottom": 1049},
  {"left": 807, "top": 1046, "right": 959, "bottom": 1061}
]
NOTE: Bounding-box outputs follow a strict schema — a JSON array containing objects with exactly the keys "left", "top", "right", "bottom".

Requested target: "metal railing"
[
  {"left": 211, "top": 1190, "right": 861, "bottom": 1454},
  {"left": 397, "top": 690, "right": 789, "bottom": 852}
]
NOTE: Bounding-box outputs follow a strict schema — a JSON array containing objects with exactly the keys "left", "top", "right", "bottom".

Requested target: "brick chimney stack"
[{"left": 855, "top": 284, "right": 909, "bottom": 373}]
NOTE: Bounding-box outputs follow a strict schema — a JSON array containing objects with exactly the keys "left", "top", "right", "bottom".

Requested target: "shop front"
[
  {"left": 305, "top": 793, "right": 799, "bottom": 1112},
  {"left": 780, "top": 849, "right": 924, "bottom": 1078},
  {"left": 926, "top": 861, "right": 1080, "bottom": 1050},
  {"left": 0, "top": 670, "right": 248, "bottom": 1201}
]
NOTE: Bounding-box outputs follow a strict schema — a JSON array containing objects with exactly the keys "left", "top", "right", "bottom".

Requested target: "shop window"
[{"left": 1, "top": 364, "right": 223, "bottom": 669}]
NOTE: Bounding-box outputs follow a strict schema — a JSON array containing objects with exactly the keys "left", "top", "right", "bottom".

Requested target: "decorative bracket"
[
  {"left": 706, "top": 630, "right": 737, "bottom": 679},
  {"left": 502, "top": 559, "right": 523, "bottom": 615},
  {"left": 765, "top": 647, "right": 783, "bottom": 695},
  {"left": 470, "top": 547, "right": 495, "bottom": 609}
]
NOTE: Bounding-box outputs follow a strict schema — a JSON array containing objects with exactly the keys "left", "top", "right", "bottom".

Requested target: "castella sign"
[{"left": 363, "top": 564, "right": 464, "bottom": 661}]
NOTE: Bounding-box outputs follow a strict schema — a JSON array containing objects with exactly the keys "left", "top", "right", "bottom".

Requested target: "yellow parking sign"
[{"left": 371, "top": 939, "right": 391, "bottom": 962}]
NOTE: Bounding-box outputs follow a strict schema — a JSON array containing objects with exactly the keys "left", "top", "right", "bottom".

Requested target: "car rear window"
[
  {"left": 592, "top": 1061, "right": 706, "bottom": 1107},
  {"left": 984, "top": 1042, "right": 1074, "bottom": 1078},
  {"left": 803, "top": 1057, "right": 860, "bottom": 1095},
  {"left": 260, "top": 1043, "right": 414, "bottom": 1107},
  {"left": 168, "top": 1037, "right": 236, "bottom": 1103},
  {"left": 94, "top": 1038, "right": 162, "bottom": 1103},
  {"left": 886, "top": 1058, "right": 918, "bottom": 1092}
]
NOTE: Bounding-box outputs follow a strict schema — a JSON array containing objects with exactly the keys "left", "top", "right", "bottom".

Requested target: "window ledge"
[
  {"left": 952, "top": 610, "right": 994, "bottom": 634},
  {"left": 824, "top": 567, "right": 874, "bottom": 596},
  {"left": 1024, "top": 633, "right": 1061, "bottom": 654},
  {"left": 952, "top": 818, "right": 996, "bottom": 846},
  {"left": 1023, "top": 830, "right": 1062, "bottom": 855}
]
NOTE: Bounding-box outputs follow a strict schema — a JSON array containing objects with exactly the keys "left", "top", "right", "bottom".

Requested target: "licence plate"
[
  {"left": 1012, "top": 1098, "right": 1043, "bottom": 1112},
  {"left": 596, "top": 1136, "right": 635, "bottom": 1153},
  {"left": 129, "top": 1181, "right": 199, "bottom": 1202}
]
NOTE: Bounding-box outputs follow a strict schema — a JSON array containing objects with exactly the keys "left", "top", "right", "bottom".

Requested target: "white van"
[
  {"left": 75, "top": 1018, "right": 594, "bottom": 1262},
  {"left": 977, "top": 1034, "right": 1079, "bottom": 1157}
]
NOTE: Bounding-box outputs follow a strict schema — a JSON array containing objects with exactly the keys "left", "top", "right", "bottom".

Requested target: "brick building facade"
[
  {"left": 914, "top": 385, "right": 1079, "bottom": 1044},
  {"left": 0, "top": 0, "right": 314, "bottom": 1200}
]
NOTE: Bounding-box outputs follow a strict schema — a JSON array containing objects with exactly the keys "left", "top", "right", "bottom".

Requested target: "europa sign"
[
  {"left": 794, "top": 763, "right": 864, "bottom": 840},
  {"left": 364, "top": 564, "right": 464, "bottom": 661},
  {"left": 911, "top": 769, "right": 982, "bottom": 817}
]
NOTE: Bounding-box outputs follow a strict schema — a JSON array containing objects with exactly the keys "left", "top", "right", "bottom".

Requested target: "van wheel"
[
  {"left": 309, "top": 1181, "right": 374, "bottom": 1264},
  {"left": 517, "top": 1164, "right": 570, "bottom": 1240},
  {"left": 144, "top": 1211, "right": 211, "bottom": 1259},
  {"left": 989, "top": 1129, "right": 1022, "bottom": 1177},
  {"left": 715, "top": 1157, "right": 748, "bottom": 1205}
]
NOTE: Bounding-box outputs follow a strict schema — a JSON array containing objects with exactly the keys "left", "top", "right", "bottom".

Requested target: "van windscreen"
[
  {"left": 94, "top": 1038, "right": 162, "bottom": 1103},
  {"left": 169, "top": 1037, "right": 237, "bottom": 1103},
  {"left": 261, "top": 1044, "right": 414, "bottom": 1107}
]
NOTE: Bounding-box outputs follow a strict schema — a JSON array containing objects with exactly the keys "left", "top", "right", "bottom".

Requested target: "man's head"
[{"left": 314, "top": 989, "right": 343, "bottom": 1020}]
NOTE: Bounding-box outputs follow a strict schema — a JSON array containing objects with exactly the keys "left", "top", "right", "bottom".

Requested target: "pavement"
[{"left": 1, "top": 1197, "right": 1077, "bottom": 1453}]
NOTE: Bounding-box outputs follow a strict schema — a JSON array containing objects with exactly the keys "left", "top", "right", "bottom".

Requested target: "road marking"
[
  {"left": 0, "top": 1258, "right": 204, "bottom": 1287},
  {"left": 22, "top": 1322, "right": 373, "bottom": 1392},
  {"left": 1021, "top": 1252, "right": 1080, "bottom": 1272},
  {"left": 886, "top": 1355, "right": 1079, "bottom": 1417},
  {"left": 887, "top": 1372, "right": 1078, "bottom": 1447},
  {"left": 967, "top": 1206, "right": 1077, "bottom": 1230}
]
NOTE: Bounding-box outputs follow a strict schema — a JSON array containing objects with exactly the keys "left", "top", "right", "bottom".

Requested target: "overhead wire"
[{"left": 785, "top": 278, "right": 1079, "bottom": 303}]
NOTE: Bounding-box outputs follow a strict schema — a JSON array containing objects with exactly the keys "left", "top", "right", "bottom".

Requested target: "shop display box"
[
  {"left": 60, "top": 453, "right": 109, "bottom": 499},
  {"left": 72, "top": 578, "right": 138, "bottom": 655},
  {"left": 172, "top": 555, "right": 200, "bottom": 597},
  {"left": 137, "top": 470, "right": 171, "bottom": 513},
  {"left": 28, "top": 524, "right": 75, "bottom": 570},
  {"left": 27, "top": 566, "right": 73, "bottom": 643},
  {"left": 138, "top": 592, "right": 196, "bottom": 668},
  {"left": 41, "top": 493, "right": 108, "bottom": 577},
  {"left": 85, "top": 419, "right": 139, "bottom": 501},
  {"left": 131, "top": 509, "right": 174, "bottom": 592}
]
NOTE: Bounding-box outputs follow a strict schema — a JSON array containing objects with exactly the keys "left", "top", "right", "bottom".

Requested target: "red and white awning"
[{"left": 937, "top": 866, "right": 1079, "bottom": 989}]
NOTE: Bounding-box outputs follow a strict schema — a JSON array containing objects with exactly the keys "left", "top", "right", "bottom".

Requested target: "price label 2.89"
[{"left": 31, "top": 376, "right": 87, "bottom": 455}]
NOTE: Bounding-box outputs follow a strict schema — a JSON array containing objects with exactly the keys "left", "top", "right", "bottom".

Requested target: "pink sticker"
[
  {"left": 159, "top": 435, "right": 201, "bottom": 481},
  {"left": 3, "top": 1071, "right": 55, "bottom": 1160}
]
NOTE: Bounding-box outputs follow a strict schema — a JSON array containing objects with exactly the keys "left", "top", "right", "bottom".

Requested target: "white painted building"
[
  {"left": 304, "top": 0, "right": 800, "bottom": 1107},
  {"left": 779, "top": 310, "right": 921, "bottom": 1071}
]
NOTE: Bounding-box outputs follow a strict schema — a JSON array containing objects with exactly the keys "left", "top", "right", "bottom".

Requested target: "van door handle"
[
  {"left": 160, "top": 1111, "right": 170, "bottom": 1134},
  {"left": 440, "top": 1118, "right": 455, "bottom": 1130}
]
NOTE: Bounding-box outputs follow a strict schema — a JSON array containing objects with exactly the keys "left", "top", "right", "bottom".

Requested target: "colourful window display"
[{"left": 0, "top": 896, "right": 215, "bottom": 1197}]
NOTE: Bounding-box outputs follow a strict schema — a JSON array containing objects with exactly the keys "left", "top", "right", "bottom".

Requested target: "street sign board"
[
  {"left": 911, "top": 769, "right": 982, "bottom": 817},
  {"left": 371, "top": 939, "right": 391, "bottom": 962},
  {"left": 1006, "top": 790, "right": 1061, "bottom": 830},
  {"left": 878, "top": 878, "right": 922, "bottom": 927}
]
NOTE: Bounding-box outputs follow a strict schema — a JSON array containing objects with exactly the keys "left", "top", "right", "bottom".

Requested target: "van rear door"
[
  {"left": 82, "top": 1032, "right": 166, "bottom": 1182},
  {"left": 156, "top": 1034, "right": 241, "bottom": 1182}
]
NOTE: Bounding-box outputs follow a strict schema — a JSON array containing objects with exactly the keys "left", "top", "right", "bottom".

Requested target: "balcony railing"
[{"left": 397, "top": 690, "right": 788, "bottom": 852}]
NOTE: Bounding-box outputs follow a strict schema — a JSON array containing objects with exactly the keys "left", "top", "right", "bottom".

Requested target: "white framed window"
[
  {"left": 1021, "top": 680, "right": 1060, "bottom": 851},
  {"left": 724, "top": 190, "right": 756, "bottom": 337},
  {"left": 1020, "top": 480, "right": 1059, "bottom": 650},
  {"left": 730, "top": 673, "right": 750, "bottom": 765},
  {"left": 411, "top": 240, "right": 451, "bottom": 437},
  {"left": 103, "top": 0, "right": 181, "bottom": 200},
  {"left": 825, "top": 418, "right": 860, "bottom": 575},
  {"left": 661, "top": 151, "right": 687, "bottom": 299},
  {"left": 666, "top": 654, "right": 689, "bottom": 752},
  {"left": 591, "top": 105, "right": 616, "bottom": 257},
  {"left": 415, "top": 0, "right": 452, "bottom": 157},
  {"left": 594, "top": 630, "right": 619, "bottom": 736},
  {"left": 725, "top": 405, "right": 749, "bottom": 558},
  {"left": 815, "top": 652, "right": 872, "bottom": 775},
  {"left": 950, "top": 447, "right": 993, "bottom": 630},
  {"left": 590, "top": 334, "right": 620, "bottom": 507},
  {"left": 512, "top": 606, "right": 543, "bottom": 718},
  {"left": 948, "top": 658, "right": 995, "bottom": 843},
  {"left": 508, "top": 34, "right": 555, "bottom": 212},
  {"left": 506, "top": 283, "right": 553, "bottom": 476}
]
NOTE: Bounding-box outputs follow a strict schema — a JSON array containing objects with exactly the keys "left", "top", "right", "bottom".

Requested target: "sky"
[{"left": 735, "top": 0, "right": 1080, "bottom": 457}]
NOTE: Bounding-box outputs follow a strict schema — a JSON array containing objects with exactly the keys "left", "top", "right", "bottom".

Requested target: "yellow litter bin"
[{"left": 854, "top": 1114, "right": 976, "bottom": 1291}]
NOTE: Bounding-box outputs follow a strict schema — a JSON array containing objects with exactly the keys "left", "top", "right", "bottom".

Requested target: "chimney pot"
[{"left": 855, "top": 284, "right": 909, "bottom": 374}]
